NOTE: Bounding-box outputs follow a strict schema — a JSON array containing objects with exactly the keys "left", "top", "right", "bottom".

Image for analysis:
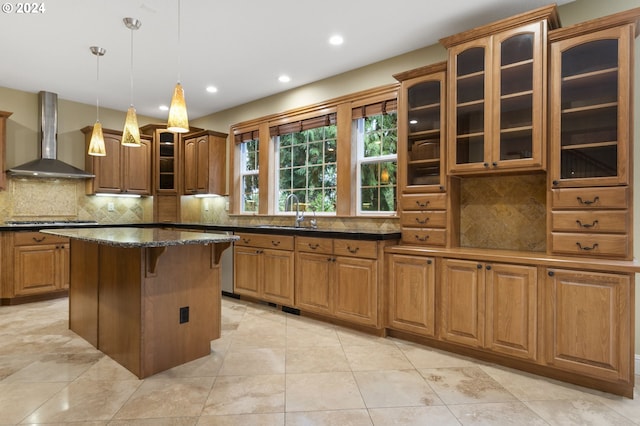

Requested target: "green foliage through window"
[
  {"left": 277, "top": 125, "right": 337, "bottom": 213},
  {"left": 240, "top": 138, "right": 259, "bottom": 212}
]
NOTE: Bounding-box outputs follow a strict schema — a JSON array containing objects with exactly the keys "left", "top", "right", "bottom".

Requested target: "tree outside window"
[
  {"left": 276, "top": 124, "right": 337, "bottom": 213},
  {"left": 357, "top": 112, "right": 398, "bottom": 213},
  {"left": 240, "top": 138, "right": 259, "bottom": 213}
]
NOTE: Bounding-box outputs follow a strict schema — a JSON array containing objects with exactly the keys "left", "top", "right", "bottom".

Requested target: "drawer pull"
[
  {"left": 308, "top": 243, "right": 320, "bottom": 250},
  {"left": 415, "top": 217, "right": 429, "bottom": 224},
  {"left": 576, "top": 196, "right": 599, "bottom": 206},
  {"left": 347, "top": 246, "right": 359, "bottom": 254},
  {"left": 256, "top": 249, "right": 264, "bottom": 254},
  {"left": 414, "top": 235, "right": 429, "bottom": 242},
  {"left": 271, "top": 240, "right": 281, "bottom": 247},
  {"left": 576, "top": 242, "right": 599, "bottom": 251},
  {"left": 576, "top": 219, "right": 598, "bottom": 229},
  {"left": 32, "top": 236, "right": 46, "bottom": 243},
  {"left": 243, "top": 238, "right": 251, "bottom": 244},
  {"left": 415, "top": 200, "right": 430, "bottom": 208}
]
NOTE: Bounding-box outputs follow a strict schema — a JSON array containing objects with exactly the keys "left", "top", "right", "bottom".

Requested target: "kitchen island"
[{"left": 41, "top": 227, "right": 238, "bottom": 378}]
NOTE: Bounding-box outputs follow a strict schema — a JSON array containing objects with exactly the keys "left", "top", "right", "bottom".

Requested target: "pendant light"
[
  {"left": 167, "top": 0, "right": 189, "bottom": 133},
  {"left": 122, "top": 17, "right": 142, "bottom": 147},
  {"left": 88, "top": 46, "right": 107, "bottom": 156}
]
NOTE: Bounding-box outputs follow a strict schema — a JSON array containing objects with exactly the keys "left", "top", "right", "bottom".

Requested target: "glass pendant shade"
[
  {"left": 122, "top": 106, "right": 141, "bottom": 147},
  {"left": 88, "top": 121, "right": 107, "bottom": 156},
  {"left": 167, "top": 82, "right": 189, "bottom": 133}
]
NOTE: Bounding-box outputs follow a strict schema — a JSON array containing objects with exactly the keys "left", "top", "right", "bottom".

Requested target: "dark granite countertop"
[{"left": 1, "top": 222, "right": 400, "bottom": 241}]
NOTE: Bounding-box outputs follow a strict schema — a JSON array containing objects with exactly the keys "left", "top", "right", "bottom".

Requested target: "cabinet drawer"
[
  {"left": 400, "top": 193, "right": 447, "bottom": 211},
  {"left": 551, "top": 187, "right": 628, "bottom": 209},
  {"left": 400, "top": 211, "right": 447, "bottom": 228},
  {"left": 401, "top": 228, "right": 446, "bottom": 246},
  {"left": 551, "top": 232, "right": 629, "bottom": 258},
  {"left": 296, "top": 236, "right": 333, "bottom": 254},
  {"left": 551, "top": 211, "right": 628, "bottom": 233},
  {"left": 234, "top": 233, "right": 294, "bottom": 250},
  {"left": 13, "top": 232, "right": 69, "bottom": 246},
  {"left": 333, "top": 239, "right": 378, "bottom": 259}
]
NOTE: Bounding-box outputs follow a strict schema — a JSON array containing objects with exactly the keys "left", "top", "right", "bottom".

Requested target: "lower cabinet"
[
  {"left": 387, "top": 254, "right": 436, "bottom": 337},
  {"left": 233, "top": 233, "right": 294, "bottom": 306},
  {"left": 295, "top": 237, "right": 381, "bottom": 327},
  {"left": 440, "top": 259, "right": 538, "bottom": 360},
  {"left": 544, "top": 268, "right": 632, "bottom": 382},
  {"left": 1, "top": 231, "right": 70, "bottom": 303}
]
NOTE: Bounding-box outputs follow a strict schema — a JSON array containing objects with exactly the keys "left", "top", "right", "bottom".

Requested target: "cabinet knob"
[
  {"left": 477, "top": 264, "right": 482, "bottom": 269},
  {"left": 483, "top": 163, "right": 489, "bottom": 168},
  {"left": 492, "top": 162, "right": 498, "bottom": 167},
  {"left": 548, "top": 271, "right": 555, "bottom": 277},
  {"left": 427, "top": 259, "right": 433, "bottom": 265},
  {"left": 552, "top": 180, "right": 559, "bottom": 186},
  {"left": 485, "top": 265, "right": 492, "bottom": 270}
]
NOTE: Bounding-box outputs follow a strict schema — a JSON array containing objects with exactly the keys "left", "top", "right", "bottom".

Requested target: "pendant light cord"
[
  {"left": 95, "top": 53, "right": 100, "bottom": 122},
  {"left": 130, "top": 26, "right": 135, "bottom": 107},
  {"left": 177, "top": 0, "right": 181, "bottom": 83}
]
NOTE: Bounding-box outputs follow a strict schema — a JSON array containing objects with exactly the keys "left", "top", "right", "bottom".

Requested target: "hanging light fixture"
[
  {"left": 88, "top": 46, "right": 107, "bottom": 156},
  {"left": 167, "top": 0, "right": 189, "bottom": 133},
  {"left": 122, "top": 17, "right": 142, "bottom": 147}
]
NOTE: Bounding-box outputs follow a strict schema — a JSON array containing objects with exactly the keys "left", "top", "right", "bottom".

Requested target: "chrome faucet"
[{"left": 285, "top": 193, "right": 304, "bottom": 227}]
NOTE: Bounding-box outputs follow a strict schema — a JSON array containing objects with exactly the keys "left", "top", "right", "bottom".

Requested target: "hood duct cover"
[{"left": 8, "top": 91, "right": 94, "bottom": 179}]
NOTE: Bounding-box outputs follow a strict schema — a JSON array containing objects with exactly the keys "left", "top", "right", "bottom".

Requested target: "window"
[
  {"left": 273, "top": 114, "right": 337, "bottom": 213},
  {"left": 354, "top": 103, "right": 398, "bottom": 214},
  {"left": 237, "top": 130, "right": 260, "bottom": 213}
]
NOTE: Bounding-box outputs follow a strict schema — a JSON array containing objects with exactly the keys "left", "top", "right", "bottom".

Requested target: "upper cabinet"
[
  {"left": 183, "top": 130, "right": 228, "bottom": 195},
  {"left": 394, "top": 63, "right": 447, "bottom": 193},
  {"left": 549, "top": 23, "right": 635, "bottom": 188},
  {"left": 0, "top": 111, "right": 12, "bottom": 190},
  {"left": 82, "top": 126, "right": 152, "bottom": 195},
  {"left": 441, "top": 5, "right": 559, "bottom": 174}
]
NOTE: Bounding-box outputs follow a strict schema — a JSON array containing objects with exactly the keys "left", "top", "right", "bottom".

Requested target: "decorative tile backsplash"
[{"left": 459, "top": 174, "right": 547, "bottom": 252}]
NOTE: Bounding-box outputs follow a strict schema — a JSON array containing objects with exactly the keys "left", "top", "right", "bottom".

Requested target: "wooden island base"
[{"left": 69, "top": 239, "right": 226, "bottom": 378}]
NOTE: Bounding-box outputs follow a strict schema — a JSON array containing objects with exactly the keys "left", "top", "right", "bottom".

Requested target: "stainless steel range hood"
[{"left": 8, "top": 91, "right": 94, "bottom": 179}]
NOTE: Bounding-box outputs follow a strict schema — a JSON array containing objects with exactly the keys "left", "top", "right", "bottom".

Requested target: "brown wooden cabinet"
[
  {"left": 82, "top": 126, "right": 152, "bottom": 195},
  {"left": 0, "top": 110, "right": 12, "bottom": 190},
  {"left": 295, "top": 237, "right": 382, "bottom": 327},
  {"left": 387, "top": 254, "right": 436, "bottom": 337},
  {"left": 1, "top": 232, "right": 69, "bottom": 303},
  {"left": 442, "top": 6, "right": 558, "bottom": 174},
  {"left": 544, "top": 268, "right": 632, "bottom": 383},
  {"left": 183, "top": 130, "right": 228, "bottom": 195},
  {"left": 234, "top": 233, "right": 294, "bottom": 306},
  {"left": 440, "top": 258, "right": 537, "bottom": 360}
]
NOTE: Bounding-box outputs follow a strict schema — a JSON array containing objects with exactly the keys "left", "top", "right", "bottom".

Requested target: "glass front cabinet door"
[
  {"left": 444, "top": 11, "right": 555, "bottom": 174},
  {"left": 395, "top": 63, "right": 446, "bottom": 193},
  {"left": 549, "top": 25, "right": 633, "bottom": 188}
]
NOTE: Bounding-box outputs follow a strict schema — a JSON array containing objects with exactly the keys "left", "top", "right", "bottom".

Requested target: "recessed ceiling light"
[
  {"left": 329, "top": 35, "right": 344, "bottom": 46},
  {"left": 159, "top": 105, "right": 169, "bottom": 111},
  {"left": 206, "top": 86, "right": 218, "bottom": 93},
  {"left": 409, "top": 119, "right": 418, "bottom": 124},
  {"left": 278, "top": 75, "right": 291, "bottom": 83}
]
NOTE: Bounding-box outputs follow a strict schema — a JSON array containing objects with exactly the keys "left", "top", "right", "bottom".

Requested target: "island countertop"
[{"left": 40, "top": 227, "right": 239, "bottom": 248}]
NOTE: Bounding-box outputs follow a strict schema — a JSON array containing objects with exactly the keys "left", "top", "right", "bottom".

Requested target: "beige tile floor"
[{"left": 0, "top": 296, "right": 639, "bottom": 425}]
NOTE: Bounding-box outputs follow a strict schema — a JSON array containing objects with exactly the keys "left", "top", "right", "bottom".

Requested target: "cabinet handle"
[
  {"left": 347, "top": 246, "right": 359, "bottom": 254},
  {"left": 577, "top": 196, "right": 599, "bottom": 206},
  {"left": 327, "top": 257, "right": 336, "bottom": 262},
  {"left": 256, "top": 249, "right": 264, "bottom": 254},
  {"left": 427, "top": 259, "right": 432, "bottom": 265},
  {"left": 576, "top": 242, "right": 598, "bottom": 251},
  {"left": 32, "top": 236, "right": 46, "bottom": 243},
  {"left": 415, "top": 217, "right": 429, "bottom": 224},
  {"left": 485, "top": 265, "right": 492, "bottom": 270},
  {"left": 414, "top": 235, "right": 429, "bottom": 242},
  {"left": 548, "top": 271, "right": 555, "bottom": 277},
  {"left": 308, "top": 243, "right": 320, "bottom": 250},
  {"left": 576, "top": 219, "right": 598, "bottom": 229},
  {"left": 243, "top": 238, "right": 251, "bottom": 244},
  {"left": 271, "top": 240, "right": 281, "bottom": 247},
  {"left": 415, "top": 200, "right": 430, "bottom": 208}
]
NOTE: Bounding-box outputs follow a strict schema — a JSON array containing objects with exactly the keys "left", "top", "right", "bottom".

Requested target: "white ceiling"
[{"left": 0, "top": 0, "right": 573, "bottom": 120}]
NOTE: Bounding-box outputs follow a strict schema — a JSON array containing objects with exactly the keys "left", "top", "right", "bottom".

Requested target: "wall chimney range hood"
[{"left": 8, "top": 91, "right": 94, "bottom": 179}]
